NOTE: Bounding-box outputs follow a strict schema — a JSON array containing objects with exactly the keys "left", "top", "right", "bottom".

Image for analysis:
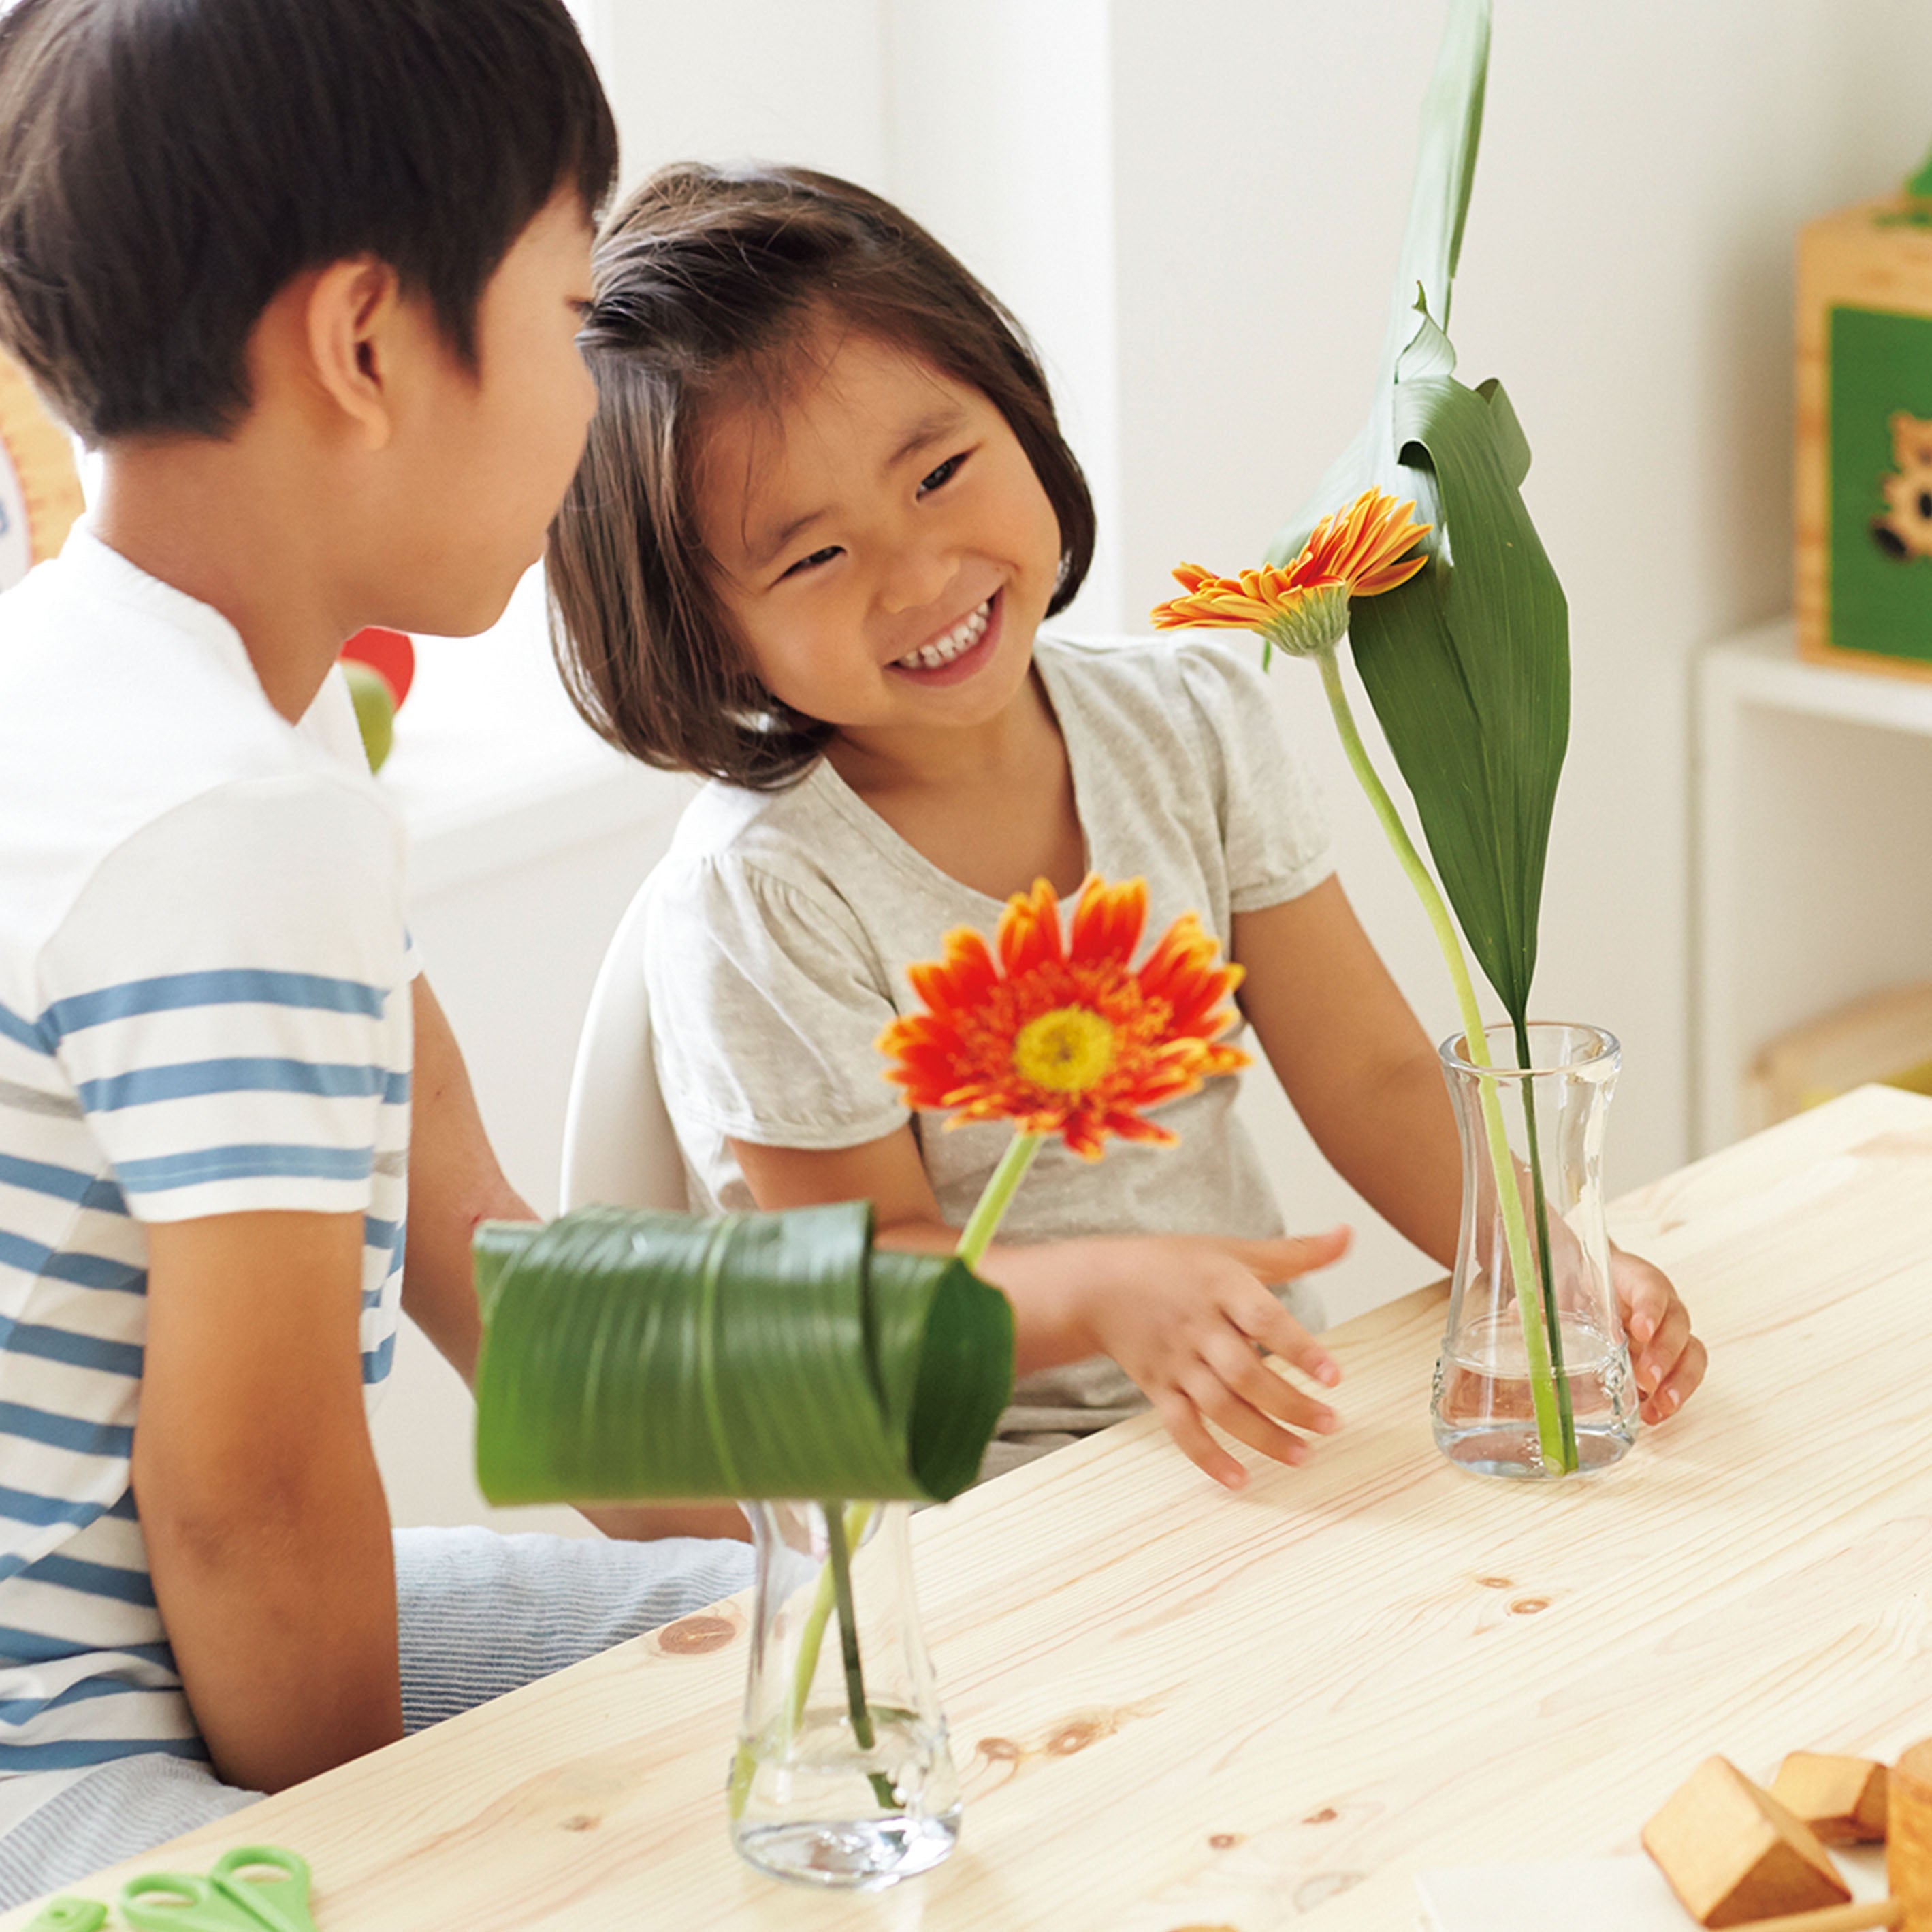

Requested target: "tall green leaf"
[
  {"left": 472, "top": 1202, "right": 1014, "bottom": 1506},
  {"left": 1350, "top": 375, "right": 1568, "bottom": 1020},
  {"left": 1266, "top": 0, "right": 1566, "bottom": 1024}
]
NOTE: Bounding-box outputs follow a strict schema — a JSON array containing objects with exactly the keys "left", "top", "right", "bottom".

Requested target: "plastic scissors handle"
[
  {"left": 206, "top": 1847, "right": 316, "bottom": 1932},
  {"left": 120, "top": 1871, "right": 260, "bottom": 1932},
  {"left": 24, "top": 1901, "right": 107, "bottom": 1932}
]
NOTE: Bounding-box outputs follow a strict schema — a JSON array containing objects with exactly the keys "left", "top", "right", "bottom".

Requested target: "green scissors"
[{"left": 120, "top": 1845, "right": 316, "bottom": 1932}]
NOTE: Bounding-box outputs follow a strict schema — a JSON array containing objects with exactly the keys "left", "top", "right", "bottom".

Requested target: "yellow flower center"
[{"left": 1012, "top": 1005, "right": 1118, "bottom": 1094}]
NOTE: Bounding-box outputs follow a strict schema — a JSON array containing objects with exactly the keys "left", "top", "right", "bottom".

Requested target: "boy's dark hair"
[
  {"left": 0, "top": 0, "right": 617, "bottom": 442},
  {"left": 547, "top": 162, "right": 1097, "bottom": 790}
]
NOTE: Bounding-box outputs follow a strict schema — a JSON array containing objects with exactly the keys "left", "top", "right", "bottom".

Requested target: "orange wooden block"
[
  {"left": 1772, "top": 1751, "right": 1890, "bottom": 1844},
  {"left": 1890, "top": 1737, "right": 1932, "bottom": 1929},
  {"left": 1643, "top": 1756, "right": 1851, "bottom": 1927}
]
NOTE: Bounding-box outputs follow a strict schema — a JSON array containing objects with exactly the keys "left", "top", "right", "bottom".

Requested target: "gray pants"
[{"left": 0, "top": 1524, "right": 754, "bottom": 1909}]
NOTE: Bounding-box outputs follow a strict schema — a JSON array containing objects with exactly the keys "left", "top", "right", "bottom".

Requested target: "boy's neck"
[{"left": 94, "top": 437, "right": 356, "bottom": 726}]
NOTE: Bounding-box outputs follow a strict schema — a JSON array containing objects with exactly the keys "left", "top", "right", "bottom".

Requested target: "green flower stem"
[
  {"left": 956, "top": 1132, "right": 1043, "bottom": 1270},
  {"left": 823, "top": 1500, "right": 899, "bottom": 1811},
  {"left": 785, "top": 1501, "right": 875, "bottom": 1737},
  {"left": 778, "top": 1131, "right": 1044, "bottom": 1792},
  {"left": 1316, "top": 646, "right": 1571, "bottom": 1472}
]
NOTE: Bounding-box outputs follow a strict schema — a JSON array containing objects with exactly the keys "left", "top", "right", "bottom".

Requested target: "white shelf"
[
  {"left": 1695, "top": 619, "right": 1932, "bottom": 1152},
  {"left": 1704, "top": 619, "right": 1932, "bottom": 737}
]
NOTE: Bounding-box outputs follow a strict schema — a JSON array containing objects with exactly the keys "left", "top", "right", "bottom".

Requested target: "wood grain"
[{"left": 11, "top": 1086, "right": 1932, "bottom": 1931}]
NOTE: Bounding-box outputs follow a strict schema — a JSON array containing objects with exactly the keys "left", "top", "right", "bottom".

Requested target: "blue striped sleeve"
[
  {"left": 112, "top": 1144, "right": 374, "bottom": 1197},
  {"left": 76, "top": 1057, "right": 404, "bottom": 1114},
  {"left": 41, "top": 969, "right": 388, "bottom": 1044}
]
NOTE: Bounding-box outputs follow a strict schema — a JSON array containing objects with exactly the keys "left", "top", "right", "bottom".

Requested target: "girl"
[{"left": 547, "top": 163, "right": 1705, "bottom": 1487}]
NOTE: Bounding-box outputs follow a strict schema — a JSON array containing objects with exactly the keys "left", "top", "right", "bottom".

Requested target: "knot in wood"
[
  {"left": 655, "top": 1613, "right": 737, "bottom": 1655},
  {"left": 1208, "top": 1832, "right": 1242, "bottom": 1850},
  {"left": 976, "top": 1736, "right": 1024, "bottom": 1762},
  {"left": 1302, "top": 1805, "right": 1339, "bottom": 1825},
  {"left": 1476, "top": 1575, "right": 1513, "bottom": 1590},
  {"left": 1509, "top": 1596, "right": 1551, "bottom": 1616},
  {"left": 1048, "top": 1717, "right": 1104, "bottom": 1756}
]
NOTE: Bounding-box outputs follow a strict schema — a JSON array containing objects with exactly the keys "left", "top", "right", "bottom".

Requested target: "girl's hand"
[
  {"left": 1065, "top": 1227, "right": 1351, "bottom": 1490},
  {"left": 1611, "top": 1244, "right": 1706, "bottom": 1425}
]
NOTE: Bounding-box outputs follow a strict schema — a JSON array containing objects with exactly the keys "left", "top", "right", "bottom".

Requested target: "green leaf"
[
  {"left": 1908, "top": 138, "right": 1932, "bottom": 200},
  {"left": 472, "top": 1202, "right": 1014, "bottom": 1506},
  {"left": 1347, "top": 376, "right": 1568, "bottom": 1022},
  {"left": 1266, "top": 0, "right": 1564, "bottom": 1025},
  {"left": 1269, "top": 0, "right": 1492, "bottom": 563}
]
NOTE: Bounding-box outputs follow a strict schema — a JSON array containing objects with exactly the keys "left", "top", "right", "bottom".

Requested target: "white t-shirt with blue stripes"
[{"left": 0, "top": 530, "right": 413, "bottom": 1825}]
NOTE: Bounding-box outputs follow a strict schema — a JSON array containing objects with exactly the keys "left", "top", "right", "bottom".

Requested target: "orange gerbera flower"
[
  {"left": 879, "top": 875, "right": 1248, "bottom": 1161},
  {"left": 1150, "top": 487, "right": 1430, "bottom": 660}
]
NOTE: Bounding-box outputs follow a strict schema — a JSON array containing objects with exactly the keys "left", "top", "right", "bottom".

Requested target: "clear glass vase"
[
  {"left": 1430, "top": 1022, "right": 1639, "bottom": 1479},
  {"left": 729, "top": 1500, "right": 961, "bottom": 1889}
]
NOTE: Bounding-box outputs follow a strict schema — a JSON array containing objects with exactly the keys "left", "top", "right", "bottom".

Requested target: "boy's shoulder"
[{"left": 0, "top": 534, "right": 398, "bottom": 976}]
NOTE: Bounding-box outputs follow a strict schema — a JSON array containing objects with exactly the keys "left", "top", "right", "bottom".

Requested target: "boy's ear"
[{"left": 302, "top": 256, "right": 406, "bottom": 450}]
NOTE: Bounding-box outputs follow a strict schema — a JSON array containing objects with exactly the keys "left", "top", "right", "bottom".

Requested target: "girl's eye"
[
  {"left": 918, "top": 453, "right": 969, "bottom": 496},
  {"left": 779, "top": 545, "right": 843, "bottom": 581}
]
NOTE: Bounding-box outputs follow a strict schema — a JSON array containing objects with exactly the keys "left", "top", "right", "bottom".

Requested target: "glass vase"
[
  {"left": 729, "top": 1500, "right": 961, "bottom": 1889},
  {"left": 1430, "top": 1022, "right": 1639, "bottom": 1479}
]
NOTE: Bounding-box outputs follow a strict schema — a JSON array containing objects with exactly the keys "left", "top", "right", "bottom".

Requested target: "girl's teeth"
[{"left": 899, "top": 599, "right": 991, "bottom": 670}]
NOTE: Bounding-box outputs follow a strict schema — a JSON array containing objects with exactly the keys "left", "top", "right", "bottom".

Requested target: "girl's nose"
[{"left": 878, "top": 543, "right": 958, "bottom": 616}]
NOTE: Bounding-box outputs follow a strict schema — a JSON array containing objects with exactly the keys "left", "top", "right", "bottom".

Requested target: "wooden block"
[
  {"left": 1797, "top": 195, "right": 1932, "bottom": 681},
  {"left": 1643, "top": 1755, "right": 1851, "bottom": 1927},
  {"left": 1890, "top": 1737, "right": 1932, "bottom": 1928},
  {"left": 1744, "top": 984, "right": 1932, "bottom": 1135},
  {"left": 1771, "top": 1751, "right": 1890, "bottom": 1844}
]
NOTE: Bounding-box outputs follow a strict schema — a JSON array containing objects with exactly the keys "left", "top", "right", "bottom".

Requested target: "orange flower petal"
[
  {"left": 880, "top": 873, "right": 1246, "bottom": 1157},
  {"left": 1151, "top": 490, "right": 1431, "bottom": 649}
]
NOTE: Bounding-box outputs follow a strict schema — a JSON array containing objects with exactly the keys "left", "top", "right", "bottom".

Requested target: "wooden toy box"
[{"left": 1797, "top": 193, "right": 1932, "bottom": 679}]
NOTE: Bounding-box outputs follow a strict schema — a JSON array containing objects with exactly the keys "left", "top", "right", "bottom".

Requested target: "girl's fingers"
[
  {"left": 1199, "top": 1327, "right": 1339, "bottom": 1436},
  {"left": 1613, "top": 1252, "right": 1673, "bottom": 1349},
  {"left": 1233, "top": 1289, "right": 1342, "bottom": 1389},
  {"left": 1222, "top": 1227, "right": 1352, "bottom": 1285},
  {"left": 1151, "top": 1387, "right": 1249, "bottom": 1490},
  {"left": 1641, "top": 1335, "right": 1707, "bottom": 1425},
  {"left": 1178, "top": 1363, "right": 1309, "bottom": 1472},
  {"left": 1632, "top": 1298, "right": 1691, "bottom": 1394}
]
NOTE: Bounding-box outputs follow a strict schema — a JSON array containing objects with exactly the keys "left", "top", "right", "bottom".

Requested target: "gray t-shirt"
[{"left": 643, "top": 633, "right": 1334, "bottom": 1471}]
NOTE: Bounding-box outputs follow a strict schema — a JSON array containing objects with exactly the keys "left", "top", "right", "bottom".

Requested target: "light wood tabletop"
[{"left": 13, "top": 1084, "right": 1932, "bottom": 1931}]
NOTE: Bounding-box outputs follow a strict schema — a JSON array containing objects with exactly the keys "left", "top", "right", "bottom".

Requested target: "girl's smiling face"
[{"left": 694, "top": 320, "right": 1065, "bottom": 742}]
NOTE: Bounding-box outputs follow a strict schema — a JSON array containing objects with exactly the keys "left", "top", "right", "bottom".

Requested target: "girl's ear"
[{"left": 300, "top": 255, "right": 406, "bottom": 450}]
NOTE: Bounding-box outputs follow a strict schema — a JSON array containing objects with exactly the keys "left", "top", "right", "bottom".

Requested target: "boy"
[{"left": 0, "top": 0, "right": 750, "bottom": 1901}]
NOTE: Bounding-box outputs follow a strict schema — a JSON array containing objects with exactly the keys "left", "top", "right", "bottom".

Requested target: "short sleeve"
[
  {"left": 38, "top": 776, "right": 412, "bottom": 1224},
  {"left": 1174, "top": 637, "right": 1334, "bottom": 913},
  {"left": 645, "top": 856, "right": 909, "bottom": 1151}
]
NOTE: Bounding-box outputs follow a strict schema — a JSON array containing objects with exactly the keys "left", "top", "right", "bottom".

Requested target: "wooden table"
[{"left": 14, "top": 1084, "right": 1932, "bottom": 1930}]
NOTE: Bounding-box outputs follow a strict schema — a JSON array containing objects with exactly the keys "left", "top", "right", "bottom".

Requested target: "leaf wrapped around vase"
[
  {"left": 470, "top": 1199, "right": 1014, "bottom": 1889},
  {"left": 472, "top": 1200, "right": 1012, "bottom": 1505}
]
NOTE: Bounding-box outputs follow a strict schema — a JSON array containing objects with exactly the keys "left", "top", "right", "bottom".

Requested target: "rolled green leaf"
[{"left": 472, "top": 1202, "right": 1014, "bottom": 1505}]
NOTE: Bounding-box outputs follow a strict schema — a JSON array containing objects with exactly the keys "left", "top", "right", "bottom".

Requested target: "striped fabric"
[
  {"left": 0, "top": 530, "right": 414, "bottom": 1825},
  {"left": 0, "top": 1526, "right": 759, "bottom": 1905}
]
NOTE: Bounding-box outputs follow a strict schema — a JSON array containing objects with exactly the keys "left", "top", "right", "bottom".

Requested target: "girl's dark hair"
[
  {"left": 547, "top": 162, "right": 1097, "bottom": 790},
  {"left": 0, "top": 0, "right": 616, "bottom": 443}
]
